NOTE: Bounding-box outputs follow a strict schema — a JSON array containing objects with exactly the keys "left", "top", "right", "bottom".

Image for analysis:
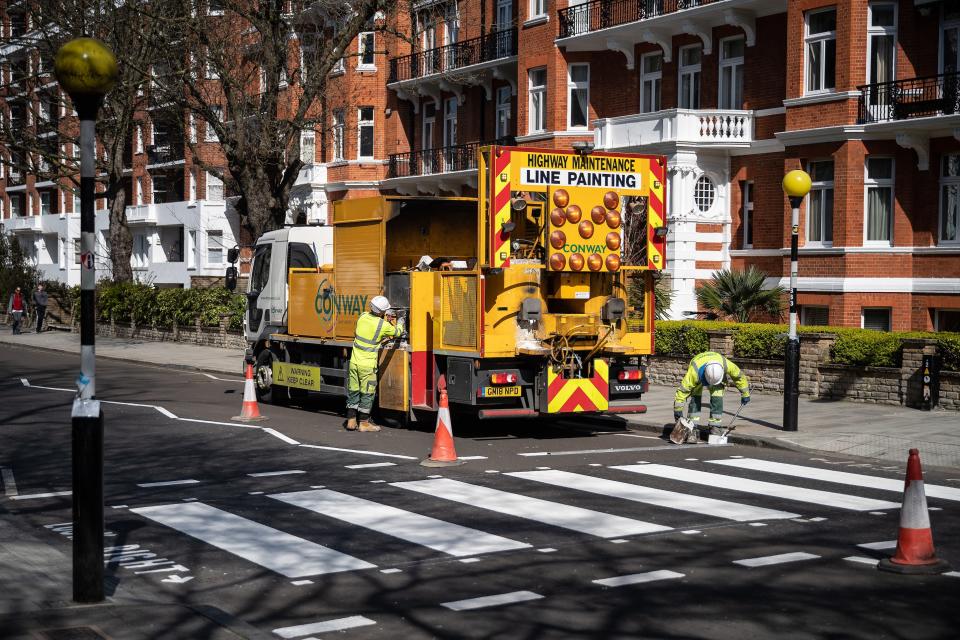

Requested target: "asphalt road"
[{"left": 1, "top": 346, "right": 958, "bottom": 640}]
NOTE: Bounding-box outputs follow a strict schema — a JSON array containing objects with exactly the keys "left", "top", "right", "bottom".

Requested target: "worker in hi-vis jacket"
[
  {"left": 673, "top": 351, "right": 750, "bottom": 440},
  {"left": 345, "top": 295, "right": 402, "bottom": 433}
]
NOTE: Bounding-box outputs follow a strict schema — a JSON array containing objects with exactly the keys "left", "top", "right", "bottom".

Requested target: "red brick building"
[{"left": 4, "top": 0, "right": 960, "bottom": 329}]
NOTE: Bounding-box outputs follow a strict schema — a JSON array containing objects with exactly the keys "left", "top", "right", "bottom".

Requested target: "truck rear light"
[
  {"left": 618, "top": 370, "right": 643, "bottom": 381},
  {"left": 490, "top": 372, "right": 518, "bottom": 385}
]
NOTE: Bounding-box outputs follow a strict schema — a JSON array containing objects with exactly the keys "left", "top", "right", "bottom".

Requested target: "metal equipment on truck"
[{"left": 229, "top": 145, "right": 667, "bottom": 422}]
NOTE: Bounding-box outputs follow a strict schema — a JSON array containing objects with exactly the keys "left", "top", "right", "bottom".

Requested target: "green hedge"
[
  {"left": 48, "top": 280, "right": 245, "bottom": 332},
  {"left": 654, "top": 320, "right": 960, "bottom": 371}
]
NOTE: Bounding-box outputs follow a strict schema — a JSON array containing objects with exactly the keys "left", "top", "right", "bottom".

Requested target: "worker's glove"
[
  {"left": 673, "top": 410, "right": 683, "bottom": 421},
  {"left": 741, "top": 396, "right": 750, "bottom": 405}
]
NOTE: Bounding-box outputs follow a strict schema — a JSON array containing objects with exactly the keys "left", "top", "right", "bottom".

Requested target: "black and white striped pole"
[
  {"left": 54, "top": 37, "right": 118, "bottom": 604},
  {"left": 781, "top": 170, "right": 811, "bottom": 433}
]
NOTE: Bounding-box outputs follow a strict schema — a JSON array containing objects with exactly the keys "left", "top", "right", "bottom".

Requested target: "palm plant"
[{"left": 696, "top": 267, "right": 784, "bottom": 323}]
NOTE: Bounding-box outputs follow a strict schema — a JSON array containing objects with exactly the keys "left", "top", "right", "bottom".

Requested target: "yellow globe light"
[
  {"left": 782, "top": 170, "right": 812, "bottom": 198},
  {"left": 54, "top": 38, "right": 118, "bottom": 98}
]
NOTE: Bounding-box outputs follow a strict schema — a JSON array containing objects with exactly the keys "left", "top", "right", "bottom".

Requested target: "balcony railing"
[
  {"left": 558, "top": 0, "right": 723, "bottom": 39},
  {"left": 147, "top": 143, "right": 185, "bottom": 165},
  {"left": 388, "top": 138, "right": 515, "bottom": 179},
  {"left": 857, "top": 72, "right": 960, "bottom": 123},
  {"left": 388, "top": 28, "right": 517, "bottom": 84}
]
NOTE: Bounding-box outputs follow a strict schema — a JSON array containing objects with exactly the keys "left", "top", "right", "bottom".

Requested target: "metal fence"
[
  {"left": 558, "top": 0, "right": 721, "bottom": 39},
  {"left": 857, "top": 72, "right": 960, "bottom": 123},
  {"left": 388, "top": 138, "right": 516, "bottom": 178},
  {"left": 389, "top": 28, "right": 517, "bottom": 83}
]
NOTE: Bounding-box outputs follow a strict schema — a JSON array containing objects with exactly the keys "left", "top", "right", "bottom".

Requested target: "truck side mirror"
[
  {"left": 225, "top": 266, "right": 238, "bottom": 291},
  {"left": 227, "top": 247, "right": 240, "bottom": 264}
]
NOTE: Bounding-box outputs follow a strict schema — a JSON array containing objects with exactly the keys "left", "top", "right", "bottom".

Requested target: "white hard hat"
[
  {"left": 370, "top": 295, "right": 391, "bottom": 315},
  {"left": 701, "top": 362, "right": 724, "bottom": 386}
]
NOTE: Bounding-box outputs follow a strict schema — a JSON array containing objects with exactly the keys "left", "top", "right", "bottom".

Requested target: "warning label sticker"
[{"left": 273, "top": 362, "right": 322, "bottom": 391}]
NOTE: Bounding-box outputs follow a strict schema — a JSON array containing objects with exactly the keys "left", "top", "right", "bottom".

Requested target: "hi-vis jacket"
[
  {"left": 673, "top": 351, "right": 750, "bottom": 409},
  {"left": 350, "top": 312, "right": 401, "bottom": 369}
]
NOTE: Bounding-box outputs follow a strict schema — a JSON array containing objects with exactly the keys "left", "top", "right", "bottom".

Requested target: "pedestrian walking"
[
  {"left": 7, "top": 286, "right": 28, "bottom": 335},
  {"left": 345, "top": 295, "right": 402, "bottom": 433},
  {"left": 672, "top": 351, "right": 750, "bottom": 442},
  {"left": 32, "top": 283, "right": 48, "bottom": 333}
]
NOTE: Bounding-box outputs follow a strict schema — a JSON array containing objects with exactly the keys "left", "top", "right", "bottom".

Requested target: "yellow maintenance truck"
[{"left": 238, "top": 145, "right": 667, "bottom": 422}]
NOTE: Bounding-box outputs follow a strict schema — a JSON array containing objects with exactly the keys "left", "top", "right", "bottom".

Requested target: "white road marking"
[
  {"left": 844, "top": 556, "right": 879, "bottom": 567},
  {"left": 131, "top": 502, "right": 375, "bottom": 577},
  {"left": 869, "top": 512, "right": 888, "bottom": 516},
  {"left": 299, "top": 444, "right": 417, "bottom": 460},
  {"left": 290, "top": 580, "right": 313, "bottom": 586},
  {"left": 681, "top": 530, "right": 701, "bottom": 534},
  {"left": 380, "top": 568, "right": 402, "bottom": 574},
  {"left": 537, "top": 548, "right": 557, "bottom": 553},
  {"left": 809, "top": 517, "right": 828, "bottom": 522},
  {"left": 262, "top": 428, "right": 300, "bottom": 445},
  {"left": 857, "top": 540, "right": 897, "bottom": 550},
  {"left": 273, "top": 616, "right": 376, "bottom": 638},
  {"left": 137, "top": 479, "right": 200, "bottom": 488},
  {"left": 177, "top": 417, "right": 261, "bottom": 429},
  {"left": 944, "top": 572, "right": 960, "bottom": 578},
  {"left": 614, "top": 433, "right": 662, "bottom": 440},
  {"left": 393, "top": 478, "right": 670, "bottom": 538},
  {"left": 458, "top": 456, "right": 489, "bottom": 460},
  {"left": 19, "top": 378, "right": 29, "bottom": 386},
  {"left": 506, "top": 470, "right": 799, "bottom": 522},
  {"left": 201, "top": 373, "right": 242, "bottom": 382},
  {"left": 748, "top": 523, "right": 767, "bottom": 527},
  {"left": 709, "top": 458, "right": 960, "bottom": 502},
  {"left": 484, "top": 470, "right": 500, "bottom": 474},
  {"left": 248, "top": 470, "right": 306, "bottom": 478},
  {"left": 345, "top": 462, "right": 396, "bottom": 469},
  {"left": 110, "top": 505, "right": 128, "bottom": 509},
  {"left": 610, "top": 539, "right": 628, "bottom": 544},
  {"left": 441, "top": 591, "right": 543, "bottom": 611},
  {"left": 270, "top": 489, "right": 530, "bottom": 556},
  {"left": 248, "top": 492, "right": 264, "bottom": 495},
  {"left": 733, "top": 552, "right": 820, "bottom": 568},
  {"left": 11, "top": 491, "right": 72, "bottom": 500},
  {"left": 592, "top": 570, "right": 685, "bottom": 587},
  {"left": 519, "top": 445, "right": 720, "bottom": 457},
  {"left": 614, "top": 464, "right": 901, "bottom": 511},
  {"left": 459, "top": 557, "right": 481, "bottom": 563},
  {"left": 1, "top": 467, "right": 18, "bottom": 497}
]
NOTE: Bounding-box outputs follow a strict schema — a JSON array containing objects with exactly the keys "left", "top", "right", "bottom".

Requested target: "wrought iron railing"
[
  {"left": 857, "top": 72, "right": 960, "bottom": 123},
  {"left": 388, "top": 138, "right": 515, "bottom": 178},
  {"left": 147, "top": 143, "right": 185, "bottom": 165},
  {"left": 558, "top": 0, "right": 722, "bottom": 39},
  {"left": 389, "top": 28, "right": 517, "bottom": 83}
]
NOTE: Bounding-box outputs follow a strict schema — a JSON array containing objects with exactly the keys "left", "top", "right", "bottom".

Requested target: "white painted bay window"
[
  {"left": 864, "top": 157, "right": 894, "bottom": 245},
  {"left": 640, "top": 52, "right": 662, "bottom": 113},
  {"left": 719, "top": 37, "right": 744, "bottom": 110},
  {"left": 678, "top": 45, "right": 701, "bottom": 109}
]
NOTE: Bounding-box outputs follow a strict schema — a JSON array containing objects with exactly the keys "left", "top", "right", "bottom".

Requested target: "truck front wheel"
[{"left": 254, "top": 349, "right": 285, "bottom": 405}]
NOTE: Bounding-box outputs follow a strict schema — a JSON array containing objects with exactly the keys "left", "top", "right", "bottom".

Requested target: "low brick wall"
[
  {"left": 95, "top": 315, "right": 246, "bottom": 350},
  {"left": 648, "top": 331, "right": 959, "bottom": 411}
]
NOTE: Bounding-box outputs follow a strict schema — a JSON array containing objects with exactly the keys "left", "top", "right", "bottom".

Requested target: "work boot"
[
  {"left": 358, "top": 420, "right": 381, "bottom": 432},
  {"left": 345, "top": 417, "right": 358, "bottom": 431}
]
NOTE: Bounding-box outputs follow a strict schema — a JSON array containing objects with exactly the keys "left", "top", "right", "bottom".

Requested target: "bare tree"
[
  {"left": 0, "top": 0, "right": 171, "bottom": 282},
  {"left": 147, "top": 0, "right": 399, "bottom": 240}
]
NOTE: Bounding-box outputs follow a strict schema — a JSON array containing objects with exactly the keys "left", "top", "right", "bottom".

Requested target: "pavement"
[{"left": 3, "top": 328, "right": 957, "bottom": 471}]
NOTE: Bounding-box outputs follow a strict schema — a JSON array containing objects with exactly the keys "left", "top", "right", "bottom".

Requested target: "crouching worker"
[
  {"left": 346, "top": 295, "right": 402, "bottom": 432},
  {"left": 671, "top": 352, "right": 750, "bottom": 443}
]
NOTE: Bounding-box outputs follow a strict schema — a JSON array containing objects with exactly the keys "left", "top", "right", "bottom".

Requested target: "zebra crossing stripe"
[
  {"left": 269, "top": 489, "right": 530, "bottom": 556},
  {"left": 612, "top": 464, "right": 901, "bottom": 511},
  {"left": 131, "top": 502, "right": 375, "bottom": 577},
  {"left": 733, "top": 552, "right": 820, "bottom": 567},
  {"left": 506, "top": 470, "right": 799, "bottom": 522},
  {"left": 392, "top": 478, "right": 669, "bottom": 537},
  {"left": 708, "top": 458, "right": 960, "bottom": 502}
]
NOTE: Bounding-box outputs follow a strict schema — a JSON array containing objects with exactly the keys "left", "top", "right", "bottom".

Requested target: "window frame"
[
  {"left": 678, "top": 44, "right": 702, "bottom": 109},
  {"left": 718, "top": 36, "right": 745, "bottom": 110},
  {"left": 358, "top": 31, "right": 376, "bottom": 69},
  {"left": 806, "top": 160, "right": 835, "bottom": 247},
  {"left": 206, "top": 171, "right": 224, "bottom": 201},
  {"left": 867, "top": 2, "right": 898, "bottom": 86},
  {"left": 567, "top": 63, "right": 590, "bottom": 130},
  {"left": 863, "top": 156, "right": 895, "bottom": 246},
  {"left": 862, "top": 307, "right": 892, "bottom": 331},
  {"left": 938, "top": 153, "right": 960, "bottom": 244},
  {"left": 300, "top": 128, "right": 315, "bottom": 164},
  {"left": 357, "top": 106, "right": 375, "bottom": 160},
  {"left": 332, "top": 109, "right": 345, "bottom": 161},
  {"left": 741, "top": 180, "right": 754, "bottom": 248},
  {"left": 804, "top": 7, "right": 837, "bottom": 95},
  {"left": 205, "top": 106, "right": 222, "bottom": 142},
  {"left": 207, "top": 229, "right": 224, "bottom": 265},
  {"left": 528, "top": 66, "right": 547, "bottom": 133},
  {"left": 495, "top": 86, "right": 512, "bottom": 139},
  {"left": 935, "top": 308, "right": 960, "bottom": 332},
  {"left": 639, "top": 51, "right": 662, "bottom": 114},
  {"left": 529, "top": 0, "right": 545, "bottom": 20},
  {"left": 801, "top": 305, "right": 830, "bottom": 327}
]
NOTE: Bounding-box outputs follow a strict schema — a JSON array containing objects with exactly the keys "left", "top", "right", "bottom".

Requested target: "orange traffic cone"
[
  {"left": 421, "top": 385, "right": 463, "bottom": 467},
  {"left": 233, "top": 364, "right": 268, "bottom": 422},
  {"left": 878, "top": 448, "right": 950, "bottom": 574}
]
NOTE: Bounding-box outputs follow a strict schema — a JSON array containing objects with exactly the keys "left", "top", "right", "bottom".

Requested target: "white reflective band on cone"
[{"left": 899, "top": 480, "right": 931, "bottom": 529}]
